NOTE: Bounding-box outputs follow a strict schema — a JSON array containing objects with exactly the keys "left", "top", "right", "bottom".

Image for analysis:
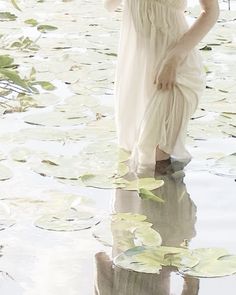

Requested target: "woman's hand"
[
  {"left": 154, "top": 0, "right": 219, "bottom": 91},
  {"left": 154, "top": 51, "right": 184, "bottom": 91},
  {"left": 154, "top": 56, "right": 179, "bottom": 91}
]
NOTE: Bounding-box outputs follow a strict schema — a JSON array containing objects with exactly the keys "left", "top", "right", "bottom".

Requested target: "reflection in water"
[{"left": 95, "top": 161, "right": 200, "bottom": 295}]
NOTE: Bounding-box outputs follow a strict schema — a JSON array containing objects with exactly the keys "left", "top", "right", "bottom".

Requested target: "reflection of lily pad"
[
  {"left": 80, "top": 173, "right": 125, "bottom": 189},
  {"left": 10, "top": 147, "right": 33, "bottom": 162},
  {"left": 34, "top": 208, "right": 100, "bottom": 232},
  {"left": 31, "top": 156, "right": 82, "bottom": 179},
  {"left": 0, "top": 12, "right": 17, "bottom": 21},
  {"left": 0, "top": 202, "right": 16, "bottom": 230},
  {"left": 37, "top": 24, "right": 58, "bottom": 33},
  {"left": 0, "top": 128, "right": 68, "bottom": 143}
]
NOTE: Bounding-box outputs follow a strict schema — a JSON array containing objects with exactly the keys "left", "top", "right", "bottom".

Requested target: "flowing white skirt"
[{"left": 114, "top": 0, "right": 206, "bottom": 171}]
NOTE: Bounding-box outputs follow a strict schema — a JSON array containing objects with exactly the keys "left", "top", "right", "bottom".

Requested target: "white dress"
[{"left": 105, "top": 0, "right": 206, "bottom": 171}]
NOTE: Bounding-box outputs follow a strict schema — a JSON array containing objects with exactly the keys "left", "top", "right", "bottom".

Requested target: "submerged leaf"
[
  {"left": 0, "top": 12, "right": 17, "bottom": 21},
  {"left": 139, "top": 188, "right": 165, "bottom": 203},
  {"left": 37, "top": 25, "right": 58, "bottom": 33},
  {"left": 24, "top": 18, "right": 38, "bottom": 26},
  {"left": 93, "top": 213, "right": 162, "bottom": 251}
]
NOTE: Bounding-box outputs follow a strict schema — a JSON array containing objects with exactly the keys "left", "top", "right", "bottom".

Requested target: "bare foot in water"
[{"left": 155, "top": 158, "right": 172, "bottom": 175}]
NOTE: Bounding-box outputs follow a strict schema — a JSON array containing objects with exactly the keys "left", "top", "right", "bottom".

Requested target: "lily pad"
[
  {"left": 114, "top": 246, "right": 198, "bottom": 274},
  {"left": 93, "top": 213, "right": 162, "bottom": 251},
  {"left": 0, "top": 164, "right": 13, "bottom": 181},
  {"left": 115, "top": 178, "right": 165, "bottom": 191},
  {"left": 210, "top": 153, "right": 236, "bottom": 177},
  {"left": 0, "top": 202, "right": 15, "bottom": 230},
  {"left": 139, "top": 188, "right": 165, "bottom": 203},
  {"left": 37, "top": 25, "right": 58, "bottom": 33},
  {"left": 34, "top": 208, "right": 100, "bottom": 232},
  {"left": 180, "top": 248, "right": 236, "bottom": 278}
]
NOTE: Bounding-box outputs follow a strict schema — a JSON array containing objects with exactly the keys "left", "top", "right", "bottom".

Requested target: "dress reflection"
[{"left": 95, "top": 161, "right": 199, "bottom": 295}]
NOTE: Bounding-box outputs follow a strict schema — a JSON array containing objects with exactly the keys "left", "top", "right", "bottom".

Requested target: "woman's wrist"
[{"left": 167, "top": 48, "right": 188, "bottom": 65}]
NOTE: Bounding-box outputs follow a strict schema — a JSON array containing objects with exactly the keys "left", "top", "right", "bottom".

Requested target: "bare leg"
[{"left": 155, "top": 145, "right": 170, "bottom": 161}]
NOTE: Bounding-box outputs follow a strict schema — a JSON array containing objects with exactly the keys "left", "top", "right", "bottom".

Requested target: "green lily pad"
[
  {"left": 115, "top": 178, "right": 165, "bottom": 191},
  {"left": 114, "top": 245, "right": 198, "bottom": 274},
  {"left": 37, "top": 25, "right": 58, "bottom": 33},
  {"left": 80, "top": 174, "right": 125, "bottom": 189},
  {"left": 180, "top": 248, "right": 236, "bottom": 278},
  {"left": 93, "top": 213, "right": 162, "bottom": 251},
  {"left": 34, "top": 208, "right": 100, "bottom": 232}
]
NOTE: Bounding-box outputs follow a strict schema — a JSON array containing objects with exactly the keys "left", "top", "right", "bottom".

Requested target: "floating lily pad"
[
  {"left": 80, "top": 173, "right": 125, "bottom": 189},
  {"left": 0, "top": 201, "right": 15, "bottom": 230},
  {"left": 0, "top": 164, "right": 13, "bottom": 181},
  {"left": 180, "top": 248, "right": 236, "bottom": 278},
  {"left": 93, "top": 213, "right": 162, "bottom": 251},
  {"left": 34, "top": 208, "right": 100, "bottom": 232},
  {"left": 210, "top": 153, "right": 236, "bottom": 177},
  {"left": 115, "top": 178, "right": 165, "bottom": 191},
  {"left": 202, "top": 101, "right": 236, "bottom": 114},
  {"left": 139, "top": 188, "right": 165, "bottom": 203},
  {"left": 0, "top": 12, "right": 17, "bottom": 21},
  {"left": 114, "top": 246, "right": 198, "bottom": 274}
]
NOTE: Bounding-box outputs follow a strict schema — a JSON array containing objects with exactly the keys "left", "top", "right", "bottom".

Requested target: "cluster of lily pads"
[
  {"left": 93, "top": 213, "right": 236, "bottom": 278},
  {"left": 0, "top": 0, "right": 234, "bottom": 188}
]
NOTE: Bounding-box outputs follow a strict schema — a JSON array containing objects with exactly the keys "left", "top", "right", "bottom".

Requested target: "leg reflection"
[{"left": 95, "top": 161, "right": 199, "bottom": 295}]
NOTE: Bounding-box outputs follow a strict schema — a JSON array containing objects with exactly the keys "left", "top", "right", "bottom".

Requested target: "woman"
[{"left": 103, "top": 0, "right": 219, "bottom": 171}]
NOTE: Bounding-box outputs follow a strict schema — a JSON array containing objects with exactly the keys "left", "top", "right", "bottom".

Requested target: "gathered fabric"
[{"left": 114, "top": 0, "right": 206, "bottom": 171}]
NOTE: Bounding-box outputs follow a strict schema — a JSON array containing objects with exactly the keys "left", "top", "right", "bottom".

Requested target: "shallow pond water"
[{"left": 0, "top": 0, "right": 235, "bottom": 294}]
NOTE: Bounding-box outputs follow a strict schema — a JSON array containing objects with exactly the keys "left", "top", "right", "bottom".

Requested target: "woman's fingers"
[
  {"left": 157, "top": 80, "right": 175, "bottom": 90},
  {"left": 154, "top": 58, "right": 178, "bottom": 90}
]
